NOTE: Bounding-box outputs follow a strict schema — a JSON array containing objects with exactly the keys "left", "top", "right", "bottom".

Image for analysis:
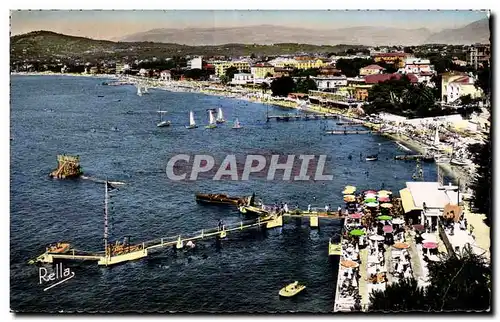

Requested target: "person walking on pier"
[{"left": 307, "top": 204, "right": 311, "bottom": 213}]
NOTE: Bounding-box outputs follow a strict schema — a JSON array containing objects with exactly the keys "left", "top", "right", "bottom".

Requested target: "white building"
[
  {"left": 311, "top": 76, "right": 348, "bottom": 90},
  {"left": 160, "top": 70, "right": 171, "bottom": 81},
  {"left": 231, "top": 73, "right": 253, "bottom": 85},
  {"left": 187, "top": 57, "right": 203, "bottom": 70},
  {"left": 401, "top": 57, "right": 434, "bottom": 74}
]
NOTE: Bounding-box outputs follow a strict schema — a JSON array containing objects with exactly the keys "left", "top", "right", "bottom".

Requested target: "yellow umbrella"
[
  {"left": 378, "top": 190, "right": 392, "bottom": 195},
  {"left": 343, "top": 195, "right": 356, "bottom": 202}
]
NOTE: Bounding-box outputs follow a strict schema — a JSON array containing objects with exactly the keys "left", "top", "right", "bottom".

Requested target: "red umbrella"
[
  {"left": 350, "top": 213, "right": 362, "bottom": 219},
  {"left": 423, "top": 242, "right": 438, "bottom": 249},
  {"left": 364, "top": 190, "right": 377, "bottom": 195},
  {"left": 383, "top": 225, "right": 393, "bottom": 233},
  {"left": 378, "top": 196, "right": 390, "bottom": 202}
]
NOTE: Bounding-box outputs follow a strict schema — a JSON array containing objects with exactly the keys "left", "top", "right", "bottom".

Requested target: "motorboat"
[
  {"left": 279, "top": 281, "right": 306, "bottom": 297},
  {"left": 195, "top": 193, "right": 247, "bottom": 206},
  {"left": 365, "top": 155, "right": 378, "bottom": 161},
  {"left": 328, "top": 238, "right": 342, "bottom": 256}
]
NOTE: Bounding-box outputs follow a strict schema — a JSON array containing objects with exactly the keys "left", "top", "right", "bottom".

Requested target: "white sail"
[
  {"left": 144, "top": 86, "right": 149, "bottom": 93},
  {"left": 209, "top": 110, "right": 216, "bottom": 125},
  {"left": 189, "top": 111, "right": 196, "bottom": 126},
  {"left": 434, "top": 127, "right": 440, "bottom": 146},
  {"left": 235, "top": 118, "right": 240, "bottom": 126},
  {"left": 137, "top": 85, "right": 142, "bottom": 96},
  {"left": 217, "top": 108, "right": 224, "bottom": 121}
]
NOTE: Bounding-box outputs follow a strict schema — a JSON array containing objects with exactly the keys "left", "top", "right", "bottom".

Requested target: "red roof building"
[{"left": 364, "top": 73, "right": 418, "bottom": 84}]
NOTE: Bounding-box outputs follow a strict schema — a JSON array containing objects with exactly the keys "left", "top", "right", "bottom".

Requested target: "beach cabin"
[{"left": 399, "top": 182, "right": 463, "bottom": 232}]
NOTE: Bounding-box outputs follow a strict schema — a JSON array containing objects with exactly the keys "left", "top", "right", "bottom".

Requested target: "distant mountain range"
[{"left": 118, "top": 19, "right": 490, "bottom": 46}]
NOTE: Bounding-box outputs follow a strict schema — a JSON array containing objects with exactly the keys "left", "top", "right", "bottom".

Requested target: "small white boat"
[
  {"left": 137, "top": 85, "right": 143, "bottom": 96},
  {"left": 186, "top": 111, "right": 198, "bottom": 129},
  {"left": 157, "top": 111, "right": 171, "bottom": 127},
  {"left": 216, "top": 108, "right": 226, "bottom": 123},
  {"left": 143, "top": 86, "right": 149, "bottom": 94},
  {"left": 366, "top": 155, "right": 378, "bottom": 161},
  {"left": 206, "top": 110, "right": 217, "bottom": 129},
  {"left": 232, "top": 118, "right": 242, "bottom": 129},
  {"left": 279, "top": 281, "right": 306, "bottom": 297},
  {"left": 450, "top": 159, "right": 468, "bottom": 166}
]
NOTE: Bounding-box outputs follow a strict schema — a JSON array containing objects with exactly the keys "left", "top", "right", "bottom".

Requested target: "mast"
[{"left": 104, "top": 180, "right": 109, "bottom": 256}]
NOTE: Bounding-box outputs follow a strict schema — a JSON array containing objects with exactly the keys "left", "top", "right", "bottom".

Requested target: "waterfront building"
[
  {"left": 231, "top": 73, "right": 253, "bottom": 85},
  {"left": 214, "top": 60, "right": 251, "bottom": 77},
  {"left": 359, "top": 64, "right": 385, "bottom": 76},
  {"left": 467, "top": 43, "right": 490, "bottom": 69},
  {"left": 441, "top": 72, "right": 483, "bottom": 103},
  {"left": 373, "top": 52, "right": 407, "bottom": 68},
  {"left": 250, "top": 62, "right": 275, "bottom": 79},
  {"left": 311, "top": 75, "right": 348, "bottom": 91},
  {"left": 187, "top": 56, "right": 203, "bottom": 70}
]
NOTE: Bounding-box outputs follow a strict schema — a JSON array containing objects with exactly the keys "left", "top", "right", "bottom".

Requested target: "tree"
[
  {"left": 468, "top": 132, "right": 492, "bottom": 225},
  {"left": 335, "top": 58, "right": 375, "bottom": 77},
  {"left": 295, "top": 76, "right": 317, "bottom": 94},
  {"left": 369, "top": 278, "right": 429, "bottom": 312},
  {"left": 224, "top": 66, "right": 239, "bottom": 81},
  {"left": 475, "top": 62, "right": 490, "bottom": 99},
  {"left": 369, "top": 245, "right": 491, "bottom": 312},
  {"left": 270, "top": 76, "right": 295, "bottom": 97}
]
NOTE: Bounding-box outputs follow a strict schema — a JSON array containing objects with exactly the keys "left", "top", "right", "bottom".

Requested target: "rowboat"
[
  {"left": 279, "top": 281, "right": 306, "bottom": 297},
  {"left": 195, "top": 193, "right": 247, "bottom": 206}
]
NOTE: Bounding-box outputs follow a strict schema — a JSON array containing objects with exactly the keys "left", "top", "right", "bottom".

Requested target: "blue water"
[{"left": 10, "top": 75, "right": 449, "bottom": 313}]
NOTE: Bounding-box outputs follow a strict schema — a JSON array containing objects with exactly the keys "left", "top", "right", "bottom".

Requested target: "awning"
[{"left": 399, "top": 188, "right": 422, "bottom": 213}]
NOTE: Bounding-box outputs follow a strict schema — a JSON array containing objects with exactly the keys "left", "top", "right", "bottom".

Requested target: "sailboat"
[
  {"left": 157, "top": 111, "right": 171, "bottom": 127},
  {"left": 433, "top": 127, "right": 440, "bottom": 146},
  {"left": 216, "top": 108, "right": 226, "bottom": 123},
  {"left": 186, "top": 111, "right": 198, "bottom": 129},
  {"left": 143, "top": 86, "right": 149, "bottom": 94},
  {"left": 137, "top": 85, "right": 143, "bottom": 96},
  {"left": 232, "top": 118, "right": 242, "bottom": 129},
  {"left": 206, "top": 110, "right": 217, "bottom": 129}
]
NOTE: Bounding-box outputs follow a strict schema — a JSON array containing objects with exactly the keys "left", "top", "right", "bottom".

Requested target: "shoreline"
[{"left": 11, "top": 72, "right": 472, "bottom": 186}]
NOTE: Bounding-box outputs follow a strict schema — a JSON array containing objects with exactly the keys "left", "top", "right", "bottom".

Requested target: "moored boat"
[
  {"left": 279, "top": 281, "right": 306, "bottom": 297},
  {"left": 328, "top": 238, "right": 342, "bottom": 256},
  {"left": 46, "top": 242, "right": 71, "bottom": 254},
  {"left": 195, "top": 193, "right": 248, "bottom": 206},
  {"left": 365, "top": 155, "right": 378, "bottom": 161}
]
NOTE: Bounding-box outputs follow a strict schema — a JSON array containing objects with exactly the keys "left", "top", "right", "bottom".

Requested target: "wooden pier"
[
  {"left": 325, "top": 130, "right": 380, "bottom": 135},
  {"left": 267, "top": 114, "right": 338, "bottom": 122},
  {"left": 31, "top": 215, "right": 285, "bottom": 267},
  {"left": 395, "top": 155, "right": 435, "bottom": 162}
]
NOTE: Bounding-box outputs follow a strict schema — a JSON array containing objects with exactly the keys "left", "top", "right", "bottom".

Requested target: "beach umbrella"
[
  {"left": 412, "top": 224, "right": 425, "bottom": 232},
  {"left": 341, "top": 260, "right": 359, "bottom": 268},
  {"left": 423, "top": 242, "right": 438, "bottom": 249},
  {"left": 350, "top": 213, "right": 362, "bottom": 219},
  {"left": 393, "top": 242, "right": 410, "bottom": 249},
  {"left": 365, "top": 202, "right": 379, "bottom": 208},
  {"left": 364, "top": 197, "right": 377, "bottom": 203},
  {"left": 392, "top": 218, "right": 405, "bottom": 225},
  {"left": 364, "top": 190, "right": 377, "bottom": 195},
  {"left": 378, "top": 190, "right": 392, "bottom": 195},
  {"left": 369, "top": 235, "right": 385, "bottom": 241},
  {"left": 343, "top": 195, "right": 356, "bottom": 202},
  {"left": 380, "top": 203, "right": 393, "bottom": 209},
  {"left": 421, "top": 233, "right": 436, "bottom": 241},
  {"left": 377, "top": 215, "right": 392, "bottom": 221},
  {"left": 383, "top": 225, "right": 394, "bottom": 233},
  {"left": 349, "top": 229, "right": 365, "bottom": 236},
  {"left": 378, "top": 196, "right": 391, "bottom": 203},
  {"left": 345, "top": 185, "right": 356, "bottom": 191}
]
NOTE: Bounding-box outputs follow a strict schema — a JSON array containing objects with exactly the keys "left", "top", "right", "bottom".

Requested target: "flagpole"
[{"left": 104, "top": 179, "right": 109, "bottom": 257}]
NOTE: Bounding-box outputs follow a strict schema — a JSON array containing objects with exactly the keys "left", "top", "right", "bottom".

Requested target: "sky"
[{"left": 10, "top": 10, "right": 489, "bottom": 41}]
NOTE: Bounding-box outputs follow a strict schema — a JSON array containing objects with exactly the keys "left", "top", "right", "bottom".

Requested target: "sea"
[{"left": 10, "top": 75, "right": 451, "bottom": 313}]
